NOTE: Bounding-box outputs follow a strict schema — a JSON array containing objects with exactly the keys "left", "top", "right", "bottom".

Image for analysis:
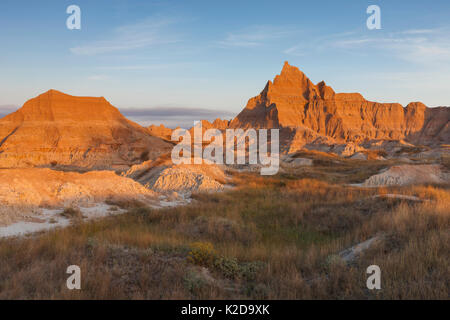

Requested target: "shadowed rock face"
[
  {"left": 230, "top": 62, "right": 450, "bottom": 148},
  {"left": 0, "top": 90, "right": 172, "bottom": 170}
]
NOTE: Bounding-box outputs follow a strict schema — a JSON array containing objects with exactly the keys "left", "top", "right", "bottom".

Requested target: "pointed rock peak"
[
  {"left": 317, "top": 81, "right": 335, "bottom": 99},
  {"left": 282, "top": 60, "right": 291, "bottom": 70},
  {"left": 275, "top": 61, "right": 312, "bottom": 86},
  {"left": 261, "top": 80, "right": 273, "bottom": 94},
  {"left": 268, "top": 62, "right": 319, "bottom": 100},
  {"left": 280, "top": 61, "right": 303, "bottom": 76}
]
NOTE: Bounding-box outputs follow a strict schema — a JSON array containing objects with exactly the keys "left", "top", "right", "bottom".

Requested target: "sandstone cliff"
[
  {"left": 148, "top": 124, "right": 175, "bottom": 141},
  {"left": 147, "top": 119, "right": 230, "bottom": 141},
  {"left": 0, "top": 90, "right": 172, "bottom": 169},
  {"left": 230, "top": 62, "right": 449, "bottom": 151}
]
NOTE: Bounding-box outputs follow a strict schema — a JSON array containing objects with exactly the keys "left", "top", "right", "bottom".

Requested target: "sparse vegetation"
[
  {"left": 441, "top": 154, "right": 450, "bottom": 170},
  {"left": 104, "top": 198, "right": 147, "bottom": 210},
  {"left": 0, "top": 165, "right": 448, "bottom": 299},
  {"left": 60, "top": 207, "right": 84, "bottom": 220},
  {"left": 188, "top": 242, "right": 216, "bottom": 267},
  {"left": 395, "top": 145, "right": 429, "bottom": 155}
]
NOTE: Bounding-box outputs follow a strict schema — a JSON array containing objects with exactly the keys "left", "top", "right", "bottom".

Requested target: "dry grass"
[
  {"left": 0, "top": 166, "right": 448, "bottom": 299},
  {"left": 281, "top": 157, "right": 390, "bottom": 184},
  {"left": 104, "top": 198, "right": 147, "bottom": 210},
  {"left": 395, "top": 145, "right": 430, "bottom": 155},
  {"left": 441, "top": 154, "right": 450, "bottom": 170}
]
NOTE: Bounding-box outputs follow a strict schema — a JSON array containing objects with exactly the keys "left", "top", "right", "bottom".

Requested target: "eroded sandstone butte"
[
  {"left": 230, "top": 62, "right": 449, "bottom": 151},
  {"left": 148, "top": 124, "right": 176, "bottom": 141},
  {"left": 0, "top": 90, "right": 172, "bottom": 169}
]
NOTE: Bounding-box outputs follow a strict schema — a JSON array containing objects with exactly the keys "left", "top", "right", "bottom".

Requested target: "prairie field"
[{"left": 0, "top": 159, "right": 448, "bottom": 299}]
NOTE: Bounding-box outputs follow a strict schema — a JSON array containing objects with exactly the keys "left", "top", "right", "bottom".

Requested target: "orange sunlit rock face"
[
  {"left": 0, "top": 90, "right": 172, "bottom": 169},
  {"left": 230, "top": 62, "right": 449, "bottom": 149}
]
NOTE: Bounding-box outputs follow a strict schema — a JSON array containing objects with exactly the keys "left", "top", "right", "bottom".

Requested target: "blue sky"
[{"left": 1, "top": 0, "right": 450, "bottom": 127}]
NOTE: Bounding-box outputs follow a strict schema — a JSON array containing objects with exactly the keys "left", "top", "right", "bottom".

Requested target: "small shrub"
[
  {"left": 239, "top": 261, "right": 265, "bottom": 281},
  {"left": 187, "top": 242, "right": 216, "bottom": 267},
  {"left": 244, "top": 283, "right": 269, "bottom": 299},
  {"left": 183, "top": 270, "right": 207, "bottom": 294},
  {"left": 213, "top": 256, "right": 240, "bottom": 279},
  {"left": 213, "top": 256, "right": 265, "bottom": 280}
]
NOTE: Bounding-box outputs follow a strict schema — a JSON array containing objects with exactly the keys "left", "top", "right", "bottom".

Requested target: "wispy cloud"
[
  {"left": 400, "top": 28, "right": 438, "bottom": 35},
  {"left": 120, "top": 106, "right": 235, "bottom": 129},
  {"left": 0, "top": 105, "right": 19, "bottom": 118},
  {"left": 216, "top": 25, "right": 298, "bottom": 48},
  {"left": 70, "top": 17, "right": 180, "bottom": 55},
  {"left": 121, "top": 106, "right": 234, "bottom": 118},
  {"left": 96, "top": 62, "right": 190, "bottom": 71},
  {"left": 88, "top": 75, "right": 110, "bottom": 81},
  {"left": 283, "top": 31, "right": 357, "bottom": 56},
  {"left": 357, "top": 70, "right": 450, "bottom": 107},
  {"left": 285, "top": 27, "right": 450, "bottom": 64},
  {"left": 332, "top": 28, "right": 450, "bottom": 64}
]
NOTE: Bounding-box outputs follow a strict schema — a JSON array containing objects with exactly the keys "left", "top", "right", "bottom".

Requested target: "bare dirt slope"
[
  {"left": 363, "top": 164, "right": 449, "bottom": 187},
  {"left": 0, "top": 168, "right": 157, "bottom": 226},
  {"left": 125, "top": 156, "right": 226, "bottom": 195}
]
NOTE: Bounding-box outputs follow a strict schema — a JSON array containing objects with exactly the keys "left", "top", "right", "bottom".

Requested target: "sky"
[{"left": 1, "top": 0, "right": 450, "bottom": 127}]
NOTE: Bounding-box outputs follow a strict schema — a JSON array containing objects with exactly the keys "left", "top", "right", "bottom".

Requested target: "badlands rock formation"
[
  {"left": 147, "top": 119, "right": 230, "bottom": 141},
  {"left": 148, "top": 124, "right": 175, "bottom": 141},
  {"left": 149, "top": 165, "right": 224, "bottom": 194},
  {"left": 0, "top": 168, "right": 157, "bottom": 226},
  {"left": 230, "top": 62, "right": 450, "bottom": 153},
  {"left": 362, "top": 164, "right": 448, "bottom": 187},
  {"left": 125, "top": 155, "right": 226, "bottom": 195},
  {"left": 145, "top": 63, "right": 448, "bottom": 157},
  {"left": 0, "top": 90, "right": 172, "bottom": 170}
]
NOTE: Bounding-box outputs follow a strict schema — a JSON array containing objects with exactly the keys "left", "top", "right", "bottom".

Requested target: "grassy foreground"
[{"left": 0, "top": 168, "right": 448, "bottom": 299}]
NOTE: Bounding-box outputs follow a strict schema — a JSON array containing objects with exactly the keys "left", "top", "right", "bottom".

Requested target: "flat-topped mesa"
[
  {"left": 230, "top": 61, "right": 449, "bottom": 147},
  {"left": 0, "top": 90, "right": 172, "bottom": 169},
  {"left": 13, "top": 90, "right": 123, "bottom": 122}
]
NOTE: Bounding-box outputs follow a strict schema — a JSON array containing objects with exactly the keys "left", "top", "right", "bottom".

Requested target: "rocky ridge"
[
  {"left": 229, "top": 62, "right": 449, "bottom": 153},
  {"left": 0, "top": 90, "right": 172, "bottom": 170}
]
